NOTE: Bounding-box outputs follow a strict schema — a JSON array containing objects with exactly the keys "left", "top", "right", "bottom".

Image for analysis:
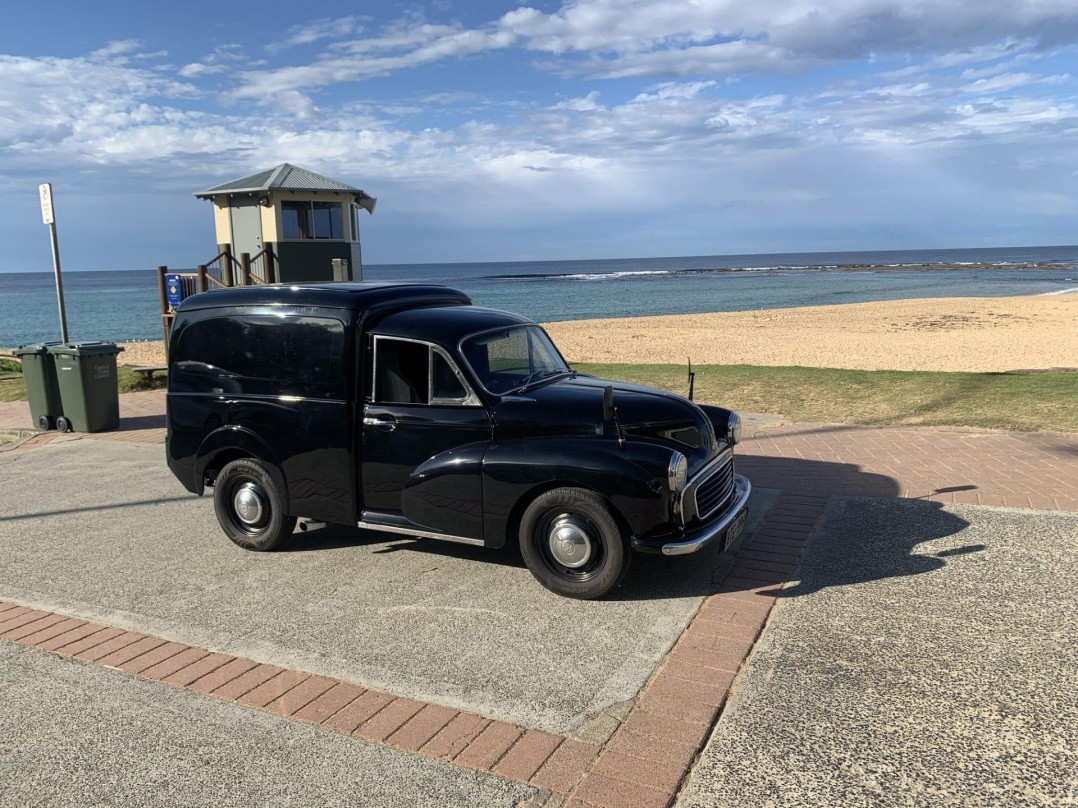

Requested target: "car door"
[{"left": 360, "top": 336, "right": 491, "bottom": 535}]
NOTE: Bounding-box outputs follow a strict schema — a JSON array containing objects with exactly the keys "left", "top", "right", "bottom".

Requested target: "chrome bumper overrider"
[{"left": 633, "top": 474, "right": 752, "bottom": 556}]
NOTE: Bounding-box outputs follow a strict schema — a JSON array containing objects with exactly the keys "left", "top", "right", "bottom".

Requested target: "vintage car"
[{"left": 165, "top": 282, "right": 750, "bottom": 599}]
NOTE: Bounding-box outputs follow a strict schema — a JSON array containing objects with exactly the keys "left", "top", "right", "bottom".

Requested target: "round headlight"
[
  {"left": 727, "top": 412, "right": 742, "bottom": 445},
  {"left": 668, "top": 451, "right": 688, "bottom": 491}
]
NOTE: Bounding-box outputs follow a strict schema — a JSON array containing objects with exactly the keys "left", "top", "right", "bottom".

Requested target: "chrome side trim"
[
  {"left": 356, "top": 520, "right": 486, "bottom": 546},
  {"left": 659, "top": 474, "right": 751, "bottom": 556}
]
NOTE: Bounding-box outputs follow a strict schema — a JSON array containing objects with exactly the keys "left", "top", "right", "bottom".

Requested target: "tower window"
[{"left": 282, "top": 201, "right": 343, "bottom": 239}]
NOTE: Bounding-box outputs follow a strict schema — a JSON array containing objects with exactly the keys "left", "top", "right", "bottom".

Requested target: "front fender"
[
  {"left": 482, "top": 437, "right": 675, "bottom": 548},
  {"left": 194, "top": 426, "right": 283, "bottom": 496}
]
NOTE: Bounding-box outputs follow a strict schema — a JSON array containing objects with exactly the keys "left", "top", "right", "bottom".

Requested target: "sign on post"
[
  {"left": 39, "top": 183, "right": 55, "bottom": 225},
  {"left": 39, "top": 182, "right": 69, "bottom": 343}
]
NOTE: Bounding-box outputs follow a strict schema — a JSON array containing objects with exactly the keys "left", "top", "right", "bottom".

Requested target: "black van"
[{"left": 166, "top": 282, "right": 750, "bottom": 599}]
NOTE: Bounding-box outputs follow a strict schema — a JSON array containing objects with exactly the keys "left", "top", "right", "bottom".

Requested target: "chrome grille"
[{"left": 693, "top": 457, "right": 735, "bottom": 521}]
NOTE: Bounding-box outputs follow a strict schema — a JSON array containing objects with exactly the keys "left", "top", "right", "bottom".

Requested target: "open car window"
[{"left": 373, "top": 337, "right": 480, "bottom": 406}]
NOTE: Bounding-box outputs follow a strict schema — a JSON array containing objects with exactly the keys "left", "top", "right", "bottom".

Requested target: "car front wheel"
[
  {"left": 213, "top": 458, "right": 296, "bottom": 551},
  {"left": 519, "top": 487, "right": 631, "bottom": 599}
]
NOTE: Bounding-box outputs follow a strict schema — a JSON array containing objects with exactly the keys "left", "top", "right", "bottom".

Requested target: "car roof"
[
  {"left": 371, "top": 305, "right": 535, "bottom": 345},
  {"left": 174, "top": 281, "right": 471, "bottom": 313}
]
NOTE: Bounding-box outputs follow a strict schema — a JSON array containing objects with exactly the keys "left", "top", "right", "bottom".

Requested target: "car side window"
[
  {"left": 172, "top": 314, "right": 346, "bottom": 399},
  {"left": 432, "top": 349, "right": 471, "bottom": 404},
  {"left": 373, "top": 338, "right": 480, "bottom": 406},
  {"left": 375, "top": 339, "right": 428, "bottom": 404}
]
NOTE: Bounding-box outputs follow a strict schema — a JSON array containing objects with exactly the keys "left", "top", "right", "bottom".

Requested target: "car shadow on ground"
[
  {"left": 737, "top": 451, "right": 976, "bottom": 599},
  {"left": 116, "top": 414, "right": 167, "bottom": 431},
  {"left": 276, "top": 452, "right": 979, "bottom": 602}
]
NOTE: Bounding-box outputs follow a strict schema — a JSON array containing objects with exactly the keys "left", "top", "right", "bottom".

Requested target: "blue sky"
[{"left": 1, "top": 0, "right": 1077, "bottom": 272}]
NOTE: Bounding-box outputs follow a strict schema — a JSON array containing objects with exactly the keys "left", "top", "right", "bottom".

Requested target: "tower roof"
[{"left": 194, "top": 163, "right": 375, "bottom": 211}]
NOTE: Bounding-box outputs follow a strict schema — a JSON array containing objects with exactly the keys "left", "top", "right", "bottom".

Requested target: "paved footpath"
[{"left": 2, "top": 391, "right": 1076, "bottom": 807}]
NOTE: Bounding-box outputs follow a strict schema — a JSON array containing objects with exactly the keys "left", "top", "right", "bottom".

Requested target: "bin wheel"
[
  {"left": 37, "top": 415, "right": 53, "bottom": 431},
  {"left": 213, "top": 458, "right": 296, "bottom": 551},
  {"left": 56, "top": 416, "right": 72, "bottom": 433}
]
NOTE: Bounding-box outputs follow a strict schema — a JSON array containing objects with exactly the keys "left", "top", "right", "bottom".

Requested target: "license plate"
[{"left": 723, "top": 509, "right": 747, "bottom": 550}]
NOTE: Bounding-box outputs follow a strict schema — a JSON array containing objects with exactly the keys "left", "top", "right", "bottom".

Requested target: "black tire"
[
  {"left": 37, "top": 415, "right": 53, "bottom": 431},
  {"left": 55, "top": 416, "right": 71, "bottom": 433},
  {"left": 518, "top": 487, "right": 631, "bottom": 599},
  {"left": 213, "top": 458, "right": 296, "bottom": 551}
]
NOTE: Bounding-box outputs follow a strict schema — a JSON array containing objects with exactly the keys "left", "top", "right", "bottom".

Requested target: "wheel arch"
[{"left": 195, "top": 426, "right": 287, "bottom": 501}]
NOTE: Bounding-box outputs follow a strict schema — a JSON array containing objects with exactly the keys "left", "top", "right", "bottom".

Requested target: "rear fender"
[{"left": 194, "top": 426, "right": 285, "bottom": 498}]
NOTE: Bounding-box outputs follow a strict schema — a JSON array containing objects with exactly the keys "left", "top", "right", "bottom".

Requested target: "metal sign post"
[{"left": 39, "top": 183, "right": 69, "bottom": 343}]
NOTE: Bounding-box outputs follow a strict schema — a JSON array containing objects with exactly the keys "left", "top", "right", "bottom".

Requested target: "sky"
[{"left": 1, "top": 0, "right": 1077, "bottom": 272}]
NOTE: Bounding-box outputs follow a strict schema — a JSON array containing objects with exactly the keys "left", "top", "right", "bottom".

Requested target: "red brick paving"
[
  {"left": 354, "top": 697, "right": 427, "bottom": 743},
  {"left": 386, "top": 703, "right": 458, "bottom": 751},
  {"left": 0, "top": 390, "right": 166, "bottom": 445},
  {"left": 3, "top": 392, "right": 1077, "bottom": 805},
  {"left": 293, "top": 681, "right": 367, "bottom": 725}
]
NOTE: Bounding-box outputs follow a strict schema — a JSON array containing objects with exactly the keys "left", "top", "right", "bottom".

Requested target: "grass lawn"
[
  {"left": 573, "top": 363, "right": 1078, "bottom": 433},
  {"left": 3, "top": 358, "right": 1075, "bottom": 432},
  {"left": 0, "top": 359, "right": 167, "bottom": 403}
]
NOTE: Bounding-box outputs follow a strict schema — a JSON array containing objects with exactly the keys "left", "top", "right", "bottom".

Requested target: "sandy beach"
[
  {"left": 547, "top": 295, "right": 1078, "bottom": 373},
  {"left": 110, "top": 295, "right": 1077, "bottom": 374}
]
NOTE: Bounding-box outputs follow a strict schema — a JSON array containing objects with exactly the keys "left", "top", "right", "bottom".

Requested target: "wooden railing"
[
  {"left": 246, "top": 244, "right": 278, "bottom": 284},
  {"left": 199, "top": 246, "right": 241, "bottom": 288},
  {"left": 156, "top": 245, "right": 279, "bottom": 351}
]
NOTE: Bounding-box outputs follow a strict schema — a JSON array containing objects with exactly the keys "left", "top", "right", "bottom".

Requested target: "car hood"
[{"left": 491, "top": 374, "right": 722, "bottom": 468}]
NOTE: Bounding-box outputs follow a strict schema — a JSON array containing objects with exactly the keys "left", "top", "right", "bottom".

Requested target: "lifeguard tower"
[
  {"left": 156, "top": 164, "right": 376, "bottom": 347},
  {"left": 194, "top": 163, "right": 376, "bottom": 283}
]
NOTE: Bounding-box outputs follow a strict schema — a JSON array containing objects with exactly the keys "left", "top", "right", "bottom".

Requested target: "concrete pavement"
[
  {"left": 2, "top": 389, "right": 1077, "bottom": 807},
  {"left": 0, "top": 439, "right": 776, "bottom": 736},
  {"left": 678, "top": 497, "right": 1078, "bottom": 807},
  {"left": 0, "top": 642, "right": 533, "bottom": 808}
]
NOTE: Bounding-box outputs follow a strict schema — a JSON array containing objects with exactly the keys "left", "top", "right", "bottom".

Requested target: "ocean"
[{"left": 2, "top": 245, "right": 1076, "bottom": 347}]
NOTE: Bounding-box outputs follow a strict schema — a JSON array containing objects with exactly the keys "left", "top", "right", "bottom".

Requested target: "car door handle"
[{"left": 363, "top": 415, "right": 397, "bottom": 432}]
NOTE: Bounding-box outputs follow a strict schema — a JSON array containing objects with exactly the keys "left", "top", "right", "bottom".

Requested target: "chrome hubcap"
[
  {"left": 548, "top": 515, "right": 593, "bottom": 569},
  {"left": 233, "top": 482, "right": 266, "bottom": 526}
]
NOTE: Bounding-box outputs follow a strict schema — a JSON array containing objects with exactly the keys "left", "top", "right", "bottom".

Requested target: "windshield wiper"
[{"left": 513, "top": 368, "right": 573, "bottom": 394}]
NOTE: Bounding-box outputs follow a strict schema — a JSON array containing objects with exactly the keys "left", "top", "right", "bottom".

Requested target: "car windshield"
[{"left": 460, "top": 325, "right": 572, "bottom": 394}]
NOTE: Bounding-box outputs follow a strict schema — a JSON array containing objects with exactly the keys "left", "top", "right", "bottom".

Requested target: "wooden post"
[
  {"left": 241, "top": 253, "right": 252, "bottom": 286},
  {"left": 157, "top": 265, "right": 170, "bottom": 353},
  {"left": 221, "top": 245, "right": 234, "bottom": 287},
  {"left": 157, "top": 266, "right": 168, "bottom": 315},
  {"left": 265, "top": 244, "right": 276, "bottom": 283},
  {"left": 196, "top": 265, "right": 207, "bottom": 293}
]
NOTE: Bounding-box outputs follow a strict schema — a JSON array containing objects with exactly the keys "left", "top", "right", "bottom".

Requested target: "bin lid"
[
  {"left": 47, "top": 341, "right": 125, "bottom": 357},
  {"left": 13, "top": 342, "right": 62, "bottom": 357}
]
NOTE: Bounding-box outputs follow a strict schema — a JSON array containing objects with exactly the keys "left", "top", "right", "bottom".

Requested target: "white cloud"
[
  {"left": 89, "top": 40, "right": 144, "bottom": 61},
  {"left": 550, "top": 91, "right": 602, "bottom": 111},
  {"left": 631, "top": 81, "right": 716, "bottom": 102},
  {"left": 963, "top": 71, "right": 1070, "bottom": 94},
  {"left": 178, "top": 45, "right": 249, "bottom": 80},
  {"left": 274, "top": 16, "right": 363, "bottom": 51},
  {"left": 226, "top": 24, "right": 517, "bottom": 105},
  {"left": 179, "top": 63, "right": 227, "bottom": 78},
  {"left": 221, "top": 0, "right": 1078, "bottom": 107},
  {"left": 2, "top": 9, "right": 1077, "bottom": 265}
]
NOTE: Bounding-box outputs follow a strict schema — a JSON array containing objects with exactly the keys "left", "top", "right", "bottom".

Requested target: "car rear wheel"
[
  {"left": 519, "top": 487, "right": 631, "bottom": 599},
  {"left": 213, "top": 458, "right": 296, "bottom": 551}
]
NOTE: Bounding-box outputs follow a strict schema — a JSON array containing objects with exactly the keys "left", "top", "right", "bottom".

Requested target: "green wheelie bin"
[
  {"left": 48, "top": 342, "right": 124, "bottom": 433},
  {"left": 12, "top": 343, "right": 64, "bottom": 430}
]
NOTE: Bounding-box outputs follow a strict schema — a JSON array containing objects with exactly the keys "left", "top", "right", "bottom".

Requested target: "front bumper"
[{"left": 631, "top": 474, "right": 751, "bottom": 556}]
